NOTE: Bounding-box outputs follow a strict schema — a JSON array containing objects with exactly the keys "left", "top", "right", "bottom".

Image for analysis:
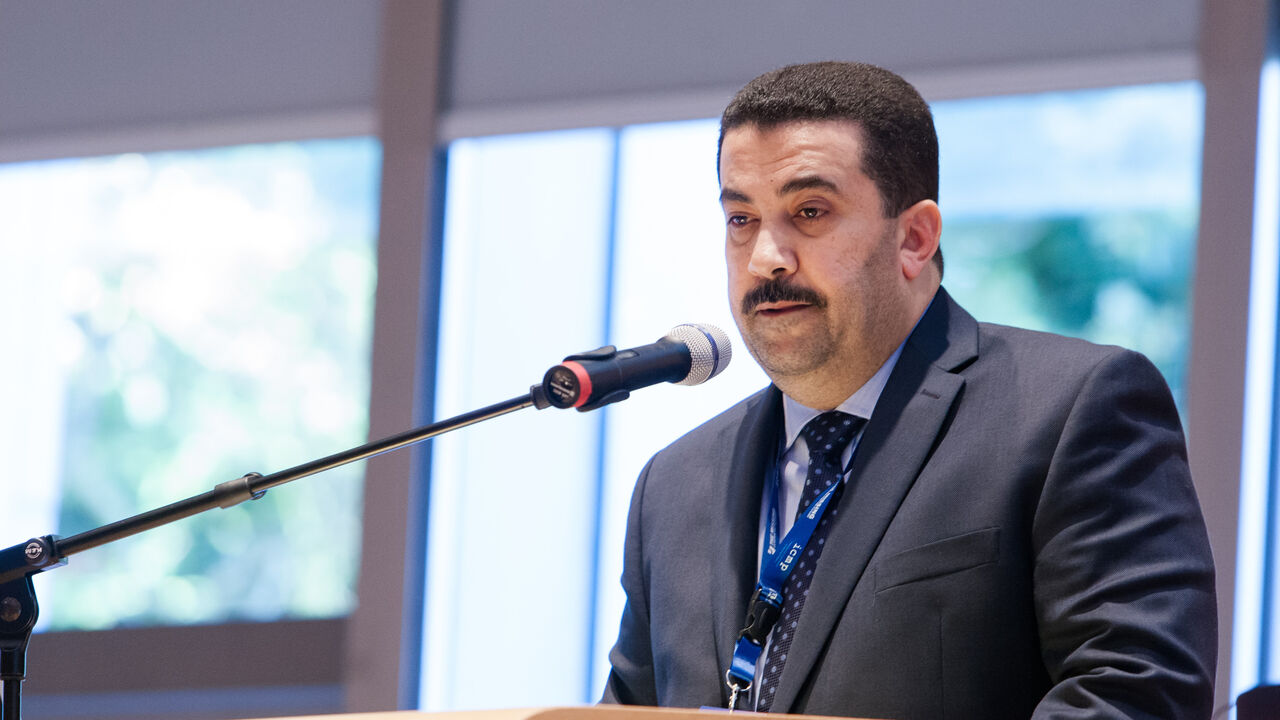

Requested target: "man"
[{"left": 601, "top": 62, "right": 1216, "bottom": 719}]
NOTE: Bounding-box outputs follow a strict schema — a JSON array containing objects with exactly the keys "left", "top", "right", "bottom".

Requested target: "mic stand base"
[{"left": 0, "top": 576, "right": 37, "bottom": 720}]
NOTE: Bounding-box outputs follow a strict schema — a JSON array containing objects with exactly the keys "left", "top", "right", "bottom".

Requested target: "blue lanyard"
[{"left": 724, "top": 434, "right": 857, "bottom": 709}]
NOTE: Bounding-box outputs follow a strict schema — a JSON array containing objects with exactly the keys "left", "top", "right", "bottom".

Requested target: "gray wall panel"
[
  {"left": 0, "top": 1, "right": 1199, "bottom": 144},
  {"left": 0, "top": 0, "right": 380, "bottom": 139},
  {"left": 446, "top": 0, "right": 1199, "bottom": 111}
]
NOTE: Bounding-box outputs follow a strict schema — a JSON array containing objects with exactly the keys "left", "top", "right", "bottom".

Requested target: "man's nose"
[{"left": 747, "top": 226, "right": 797, "bottom": 279}]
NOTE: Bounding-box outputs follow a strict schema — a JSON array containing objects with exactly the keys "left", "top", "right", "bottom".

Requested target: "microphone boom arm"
[
  {"left": 0, "top": 389, "right": 544, "bottom": 720},
  {"left": 0, "top": 321, "right": 730, "bottom": 719}
]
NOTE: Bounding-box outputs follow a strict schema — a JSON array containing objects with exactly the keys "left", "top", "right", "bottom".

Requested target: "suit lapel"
[
  {"left": 710, "top": 386, "right": 782, "bottom": 704},
  {"left": 770, "top": 289, "right": 979, "bottom": 712}
]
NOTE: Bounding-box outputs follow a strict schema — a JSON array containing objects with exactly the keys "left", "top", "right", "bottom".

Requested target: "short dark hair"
[{"left": 719, "top": 61, "right": 942, "bottom": 272}]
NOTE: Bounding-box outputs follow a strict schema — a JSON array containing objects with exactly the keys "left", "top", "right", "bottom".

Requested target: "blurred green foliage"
[
  {"left": 13, "top": 138, "right": 382, "bottom": 629},
  {"left": 933, "top": 82, "right": 1201, "bottom": 415},
  {"left": 944, "top": 209, "right": 1196, "bottom": 412}
]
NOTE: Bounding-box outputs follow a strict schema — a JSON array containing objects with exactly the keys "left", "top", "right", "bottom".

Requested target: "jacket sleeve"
[
  {"left": 1030, "top": 349, "right": 1216, "bottom": 719},
  {"left": 600, "top": 457, "right": 658, "bottom": 706}
]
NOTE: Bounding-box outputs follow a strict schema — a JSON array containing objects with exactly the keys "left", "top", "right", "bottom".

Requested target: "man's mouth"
[{"left": 754, "top": 301, "right": 811, "bottom": 317}]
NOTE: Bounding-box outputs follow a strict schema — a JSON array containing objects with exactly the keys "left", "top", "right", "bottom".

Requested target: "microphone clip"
[{"left": 536, "top": 345, "right": 632, "bottom": 412}]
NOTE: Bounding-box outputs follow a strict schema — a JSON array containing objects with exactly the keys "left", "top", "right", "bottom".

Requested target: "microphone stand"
[{"left": 0, "top": 386, "right": 556, "bottom": 720}]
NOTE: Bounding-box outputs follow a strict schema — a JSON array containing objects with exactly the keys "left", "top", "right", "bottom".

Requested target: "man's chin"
[{"left": 743, "top": 334, "right": 830, "bottom": 379}]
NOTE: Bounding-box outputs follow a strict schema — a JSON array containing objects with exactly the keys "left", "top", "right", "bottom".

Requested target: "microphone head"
[{"left": 666, "top": 323, "right": 732, "bottom": 386}]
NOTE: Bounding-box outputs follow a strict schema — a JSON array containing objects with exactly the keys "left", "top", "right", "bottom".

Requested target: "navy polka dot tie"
[{"left": 756, "top": 410, "right": 865, "bottom": 712}]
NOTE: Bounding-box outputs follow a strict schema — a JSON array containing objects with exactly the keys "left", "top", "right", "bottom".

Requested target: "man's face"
[{"left": 719, "top": 120, "right": 907, "bottom": 386}]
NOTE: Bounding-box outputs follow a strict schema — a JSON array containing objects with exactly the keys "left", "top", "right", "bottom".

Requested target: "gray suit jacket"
[{"left": 602, "top": 289, "right": 1216, "bottom": 719}]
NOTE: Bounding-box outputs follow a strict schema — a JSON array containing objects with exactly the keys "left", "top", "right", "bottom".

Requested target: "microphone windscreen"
[{"left": 667, "top": 323, "right": 732, "bottom": 386}]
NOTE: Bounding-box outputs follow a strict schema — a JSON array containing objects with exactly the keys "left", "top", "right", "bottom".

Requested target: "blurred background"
[{"left": 0, "top": 1, "right": 1264, "bottom": 718}]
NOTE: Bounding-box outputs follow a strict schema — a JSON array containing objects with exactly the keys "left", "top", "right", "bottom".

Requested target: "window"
[
  {"left": 423, "top": 82, "right": 1203, "bottom": 709},
  {"left": 0, "top": 138, "right": 381, "bottom": 629},
  {"left": 1237, "top": 52, "right": 1280, "bottom": 699}
]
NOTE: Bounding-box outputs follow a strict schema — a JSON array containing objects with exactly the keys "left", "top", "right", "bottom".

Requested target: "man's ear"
[{"left": 897, "top": 199, "right": 941, "bottom": 281}]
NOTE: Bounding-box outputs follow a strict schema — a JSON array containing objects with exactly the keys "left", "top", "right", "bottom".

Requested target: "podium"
[{"left": 252, "top": 707, "right": 882, "bottom": 720}]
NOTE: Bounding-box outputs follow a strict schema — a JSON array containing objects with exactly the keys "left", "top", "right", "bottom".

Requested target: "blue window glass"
[{"left": 424, "top": 128, "right": 617, "bottom": 709}]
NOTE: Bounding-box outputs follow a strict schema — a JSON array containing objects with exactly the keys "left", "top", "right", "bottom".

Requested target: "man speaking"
[{"left": 600, "top": 62, "right": 1216, "bottom": 719}]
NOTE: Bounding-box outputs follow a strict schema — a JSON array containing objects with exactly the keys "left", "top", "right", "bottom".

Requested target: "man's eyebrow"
[
  {"left": 720, "top": 176, "right": 838, "bottom": 204},
  {"left": 779, "top": 175, "right": 839, "bottom": 196}
]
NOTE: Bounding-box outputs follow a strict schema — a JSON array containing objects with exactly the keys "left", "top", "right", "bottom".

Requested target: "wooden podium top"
[
  {"left": 264, "top": 708, "right": 729, "bottom": 720},
  {"left": 261, "top": 705, "right": 881, "bottom": 720}
]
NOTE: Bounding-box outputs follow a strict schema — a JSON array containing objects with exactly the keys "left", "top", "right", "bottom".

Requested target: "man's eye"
[
  {"left": 798, "top": 207, "right": 823, "bottom": 219},
  {"left": 728, "top": 215, "right": 751, "bottom": 227}
]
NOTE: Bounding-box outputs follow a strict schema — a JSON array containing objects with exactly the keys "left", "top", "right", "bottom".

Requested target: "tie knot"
[{"left": 800, "top": 411, "right": 862, "bottom": 460}]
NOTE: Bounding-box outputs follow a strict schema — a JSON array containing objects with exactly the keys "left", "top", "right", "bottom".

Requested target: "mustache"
[{"left": 741, "top": 278, "right": 827, "bottom": 315}]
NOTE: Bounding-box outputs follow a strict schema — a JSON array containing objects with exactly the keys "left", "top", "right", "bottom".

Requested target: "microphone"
[{"left": 535, "top": 323, "right": 732, "bottom": 412}]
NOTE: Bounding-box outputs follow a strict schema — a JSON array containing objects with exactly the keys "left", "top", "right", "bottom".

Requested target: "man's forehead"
[
  {"left": 719, "top": 120, "right": 865, "bottom": 201},
  {"left": 720, "top": 118, "right": 865, "bottom": 158}
]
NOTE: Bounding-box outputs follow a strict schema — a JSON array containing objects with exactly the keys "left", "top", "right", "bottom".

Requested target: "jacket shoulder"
[{"left": 974, "top": 321, "right": 1162, "bottom": 380}]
